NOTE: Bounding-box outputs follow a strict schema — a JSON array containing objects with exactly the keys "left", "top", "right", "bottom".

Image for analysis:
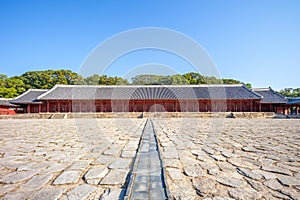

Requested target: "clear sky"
[{"left": 0, "top": 0, "right": 299, "bottom": 90}]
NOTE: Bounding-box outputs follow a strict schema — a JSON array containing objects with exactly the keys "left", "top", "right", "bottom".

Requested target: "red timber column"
[
  {"left": 250, "top": 100, "right": 253, "bottom": 112},
  {"left": 79, "top": 102, "right": 82, "bottom": 113},
  {"left": 38, "top": 104, "right": 41, "bottom": 113},
  {"left": 186, "top": 101, "right": 189, "bottom": 112},
  {"left": 47, "top": 102, "right": 49, "bottom": 113},
  {"left": 259, "top": 104, "right": 262, "bottom": 112},
  {"left": 57, "top": 102, "right": 60, "bottom": 113},
  {"left": 68, "top": 101, "right": 71, "bottom": 112},
  {"left": 132, "top": 101, "right": 135, "bottom": 112},
  {"left": 27, "top": 104, "right": 31, "bottom": 114}
]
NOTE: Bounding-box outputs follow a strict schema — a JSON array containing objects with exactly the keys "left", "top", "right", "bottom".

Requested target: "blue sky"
[{"left": 0, "top": 0, "right": 299, "bottom": 90}]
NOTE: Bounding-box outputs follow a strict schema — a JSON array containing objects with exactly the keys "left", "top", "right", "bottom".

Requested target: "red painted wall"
[
  {"left": 40, "top": 99, "right": 261, "bottom": 113},
  {"left": 0, "top": 107, "right": 16, "bottom": 115}
]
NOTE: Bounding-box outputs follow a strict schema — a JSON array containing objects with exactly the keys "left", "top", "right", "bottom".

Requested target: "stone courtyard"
[{"left": 0, "top": 118, "right": 299, "bottom": 199}]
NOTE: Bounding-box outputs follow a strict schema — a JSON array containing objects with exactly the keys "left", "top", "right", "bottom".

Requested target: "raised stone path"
[
  {"left": 0, "top": 118, "right": 299, "bottom": 199},
  {"left": 125, "top": 119, "right": 170, "bottom": 199}
]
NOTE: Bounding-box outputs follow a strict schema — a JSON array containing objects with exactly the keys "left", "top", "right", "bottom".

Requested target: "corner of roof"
[
  {"left": 267, "top": 87, "right": 288, "bottom": 100},
  {"left": 242, "top": 85, "right": 262, "bottom": 99}
]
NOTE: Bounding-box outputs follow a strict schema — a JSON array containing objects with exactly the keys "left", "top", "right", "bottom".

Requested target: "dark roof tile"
[
  {"left": 38, "top": 84, "right": 262, "bottom": 100},
  {"left": 10, "top": 89, "right": 48, "bottom": 104},
  {"left": 288, "top": 97, "right": 300, "bottom": 105},
  {"left": 0, "top": 98, "right": 18, "bottom": 107},
  {"left": 252, "top": 88, "right": 287, "bottom": 104}
]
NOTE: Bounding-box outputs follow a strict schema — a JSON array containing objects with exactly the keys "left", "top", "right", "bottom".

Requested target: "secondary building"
[
  {"left": 10, "top": 89, "right": 48, "bottom": 114},
  {"left": 252, "top": 88, "right": 287, "bottom": 114},
  {"left": 287, "top": 97, "right": 300, "bottom": 115},
  {"left": 0, "top": 98, "right": 18, "bottom": 115}
]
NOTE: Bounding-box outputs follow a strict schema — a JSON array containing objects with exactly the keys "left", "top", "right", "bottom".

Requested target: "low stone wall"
[{"left": 0, "top": 112, "right": 276, "bottom": 119}]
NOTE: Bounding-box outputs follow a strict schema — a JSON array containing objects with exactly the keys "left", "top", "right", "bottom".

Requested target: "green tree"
[
  {"left": 279, "top": 88, "right": 300, "bottom": 97},
  {"left": 222, "top": 78, "right": 242, "bottom": 84},
  {"left": 244, "top": 83, "right": 252, "bottom": 89},
  {"left": 0, "top": 76, "right": 26, "bottom": 98},
  {"left": 85, "top": 74, "right": 101, "bottom": 85},
  {"left": 0, "top": 74, "right": 8, "bottom": 87},
  {"left": 183, "top": 72, "right": 205, "bottom": 84},
  {"left": 170, "top": 74, "right": 188, "bottom": 85},
  {"left": 21, "top": 70, "right": 85, "bottom": 89},
  {"left": 97, "top": 75, "right": 128, "bottom": 85}
]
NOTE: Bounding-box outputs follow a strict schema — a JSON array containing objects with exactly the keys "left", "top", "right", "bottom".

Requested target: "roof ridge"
[
  {"left": 0, "top": 98, "right": 13, "bottom": 100},
  {"left": 51, "top": 84, "right": 244, "bottom": 88},
  {"left": 252, "top": 88, "right": 270, "bottom": 91},
  {"left": 28, "top": 89, "right": 48, "bottom": 91}
]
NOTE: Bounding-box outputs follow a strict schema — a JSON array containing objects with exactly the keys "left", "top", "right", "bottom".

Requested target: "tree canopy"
[
  {"left": 279, "top": 88, "right": 300, "bottom": 97},
  {"left": 0, "top": 69, "right": 257, "bottom": 98},
  {"left": 130, "top": 72, "right": 252, "bottom": 88}
]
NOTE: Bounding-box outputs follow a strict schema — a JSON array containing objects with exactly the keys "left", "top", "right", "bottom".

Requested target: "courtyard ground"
[{"left": 0, "top": 118, "right": 299, "bottom": 199}]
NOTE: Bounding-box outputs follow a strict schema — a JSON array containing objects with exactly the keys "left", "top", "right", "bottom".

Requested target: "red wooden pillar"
[
  {"left": 38, "top": 104, "right": 41, "bottom": 113},
  {"left": 57, "top": 102, "right": 60, "bottom": 113},
  {"left": 259, "top": 104, "right": 262, "bottom": 112},
  {"left": 79, "top": 102, "right": 82, "bottom": 113},
  {"left": 132, "top": 101, "right": 135, "bottom": 112},
  {"left": 47, "top": 101, "right": 50, "bottom": 113},
  {"left": 27, "top": 104, "right": 31, "bottom": 114}
]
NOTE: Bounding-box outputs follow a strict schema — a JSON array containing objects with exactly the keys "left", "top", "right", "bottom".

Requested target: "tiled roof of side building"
[
  {"left": 288, "top": 97, "right": 300, "bottom": 105},
  {"left": 252, "top": 88, "right": 287, "bottom": 104},
  {"left": 38, "top": 84, "right": 262, "bottom": 100},
  {"left": 10, "top": 89, "right": 48, "bottom": 104},
  {"left": 0, "top": 98, "right": 18, "bottom": 107}
]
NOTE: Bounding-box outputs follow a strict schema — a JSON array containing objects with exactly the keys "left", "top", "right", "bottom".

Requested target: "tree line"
[
  {"left": 278, "top": 88, "right": 300, "bottom": 98},
  {"left": 0, "top": 69, "right": 298, "bottom": 98}
]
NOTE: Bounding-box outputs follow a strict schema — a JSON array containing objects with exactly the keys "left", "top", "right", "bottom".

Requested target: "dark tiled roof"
[
  {"left": 288, "top": 97, "right": 300, "bottom": 105},
  {"left": 0, "top": 98, "right": 18, "bottom": 107},
  {"left": 252, "top": 88, "right": 287, "bottom": 104},
  {"left": 10, "top": 89, "right": 48, "bottom": 104},
  {"left": 38, "top": 84, "right": 262, "bottom": 100}
]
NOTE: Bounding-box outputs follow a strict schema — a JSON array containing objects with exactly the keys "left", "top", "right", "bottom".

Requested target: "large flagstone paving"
[{"left": 0, "top": 118, "right": 299, "bottom": 199}]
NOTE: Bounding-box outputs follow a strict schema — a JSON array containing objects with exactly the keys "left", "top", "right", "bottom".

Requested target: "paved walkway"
[
  {"left": 0, "top": 118, "right": 299, "bottom": 199},
  {"left": 125, "top": 119, "right": 170, "bottom": 199}
]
